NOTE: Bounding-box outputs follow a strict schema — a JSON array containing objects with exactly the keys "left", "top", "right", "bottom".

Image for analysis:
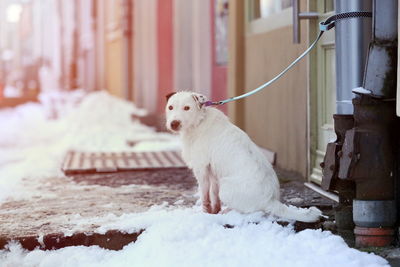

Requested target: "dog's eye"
[
  {"left": 184, "top": 106, "right": 190, "bottom": 111},
  {"left": 168, "top": 105, "right": 173, "bottom": 110}
]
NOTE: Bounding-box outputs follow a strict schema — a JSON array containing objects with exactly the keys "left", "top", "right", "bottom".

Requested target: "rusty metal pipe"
[
  {"left": 342, "top": 0, "right": 399, "bottom": 247},
  {"left": 322, "top": 0, "right": 399, "bottom": 247},
  {"left": 321, "top": 114, "right": 356, "bottom": 246}
]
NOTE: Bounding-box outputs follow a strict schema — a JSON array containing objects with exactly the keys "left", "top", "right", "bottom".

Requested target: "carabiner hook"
[{"left": 319, "top": 20, "right": 335, "bottom": 32}]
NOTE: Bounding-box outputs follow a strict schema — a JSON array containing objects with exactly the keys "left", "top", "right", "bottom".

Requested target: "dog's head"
[{"left": 165, "top": 91, "right": 207, "bottom": 133}]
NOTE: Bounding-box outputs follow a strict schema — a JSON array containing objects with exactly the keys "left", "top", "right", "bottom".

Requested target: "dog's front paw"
[
  {"left": 202, "top": 202, "right": 212, "bottom": 213},
  {"left": 211, "top": 202, "right": 221, "bottom": 214}
]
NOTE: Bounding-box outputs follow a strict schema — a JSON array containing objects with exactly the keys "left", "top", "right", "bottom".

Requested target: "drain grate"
[{"left": 62, "top": 151, "right": 187, "bottom": 175}]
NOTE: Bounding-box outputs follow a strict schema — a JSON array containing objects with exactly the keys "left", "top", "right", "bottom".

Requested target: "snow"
[
  {"left": 0, "top": 207, "right": 388, "bottom": 267},
  {"left": 0, "top": 90, "right": 180, "bottom": 202},
  {"left": 352, "top": 87, "right": 372, "bottom": 95},
  {"left": 0, "top": 90, "right": 389, "bottom": 267}
]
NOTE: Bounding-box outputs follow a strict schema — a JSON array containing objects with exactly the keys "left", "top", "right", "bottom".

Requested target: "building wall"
[
  {"left": 134, "top": 0, "right": 158, "bottom": 113},
  {"left": 192, "top": 0, "right": 212, "bottom": 98},
  {"left": 94, "top": 0, "right": 221, "bottom": 115},
  {"left": 103, "top": 0, "right": 124, "bottom": 98},
  {"left": 156, "top": 0, "right": 174, "bottom": 113},
  {"left": 173, "top": 0, "right": 193, "bottom": 92},
  {"left": 244, "top": 25, "right": 309, "bottom": 177},
  {"left": 173, "top": 0, "right": 217, "bottom": 99},
  {"left": 228, "top": 0, "right": 310, "bottom": 177},
  {"left": 95, "top": 0, "right": 106, "bottom": 92},
  {"left": 211, "top": 0, "right": 228, "bottom": 113},
  {"left": 76, "top": 0, "right": 96, "bottom": 92}
]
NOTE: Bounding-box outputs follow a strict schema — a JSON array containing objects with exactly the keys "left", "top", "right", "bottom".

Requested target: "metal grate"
[{"left": 62, "top": 151, "right": 187, "bottom": 175}]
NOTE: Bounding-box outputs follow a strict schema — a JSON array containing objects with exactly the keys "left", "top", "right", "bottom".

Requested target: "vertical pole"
[
  {"left": 322, "top": 0, "right": 372, "bottom": 246},
  {"left": 335, "top": 0, "right": 372, "bottom": 114},
  {"left": 292, "top": 0, "right": 300, "bottom": 44},
  {"left": 337, "top": 0, "right": 398, "bottom": 247},
  {"left": 122, "top": 0, "right": 133, "bottom": 101}
]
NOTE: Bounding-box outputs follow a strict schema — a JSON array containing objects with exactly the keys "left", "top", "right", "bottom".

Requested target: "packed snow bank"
[
  {"left": 0, "top": 90, "right": 180, "bottom": 202},
  {"left": 352, "top": 87, "right": 372, "bottom": 95},
  {"left": 0, "top": 207, "right": 388, "bottom": 267}
]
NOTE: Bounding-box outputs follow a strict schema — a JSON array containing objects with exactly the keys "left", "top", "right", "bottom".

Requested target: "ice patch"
[{"left": 352, "top": 87, "right": 372, "bottom": 95}]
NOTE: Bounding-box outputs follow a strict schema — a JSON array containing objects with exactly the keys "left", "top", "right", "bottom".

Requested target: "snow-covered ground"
[
  {"left": 0, "top": 90, "right": 179, "bottom": 202},
  {"left": 0, "top": 91, "right": 388, "bottom": 267},
  {"left": 0, "top": 206, "right": 388, "bottom": 267}
]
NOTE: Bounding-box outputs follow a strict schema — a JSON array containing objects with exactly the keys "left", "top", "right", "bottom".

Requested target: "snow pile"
[
  {"left": 352, "top": 87, "right": 372, "bottom": 95},
  {"left": 0, "top": 207, "right": 388, "bottom": 267},
  {"left": 0, "top": 90, "right": 180, "bottom": 202}
]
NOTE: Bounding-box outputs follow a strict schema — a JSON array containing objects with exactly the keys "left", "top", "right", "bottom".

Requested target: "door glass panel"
[
  {"left": 249, "top": 0, "right": 292, "bottom": 20},
  {"left": 324, "top": 0, "right": 334, "bottom": 13},
  {"left": 324, "top": 47, "right": 336, "bottom": 126}
]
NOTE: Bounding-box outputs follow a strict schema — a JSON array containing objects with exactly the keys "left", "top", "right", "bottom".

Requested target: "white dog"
[{"left": 166, "top": 91, "right": 322, "bottom": 222}]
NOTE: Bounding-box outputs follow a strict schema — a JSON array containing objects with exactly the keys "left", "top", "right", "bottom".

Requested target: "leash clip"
[
  {"left": 319, "top": 20, "right": 335, "bottom": 32},
  {"left": 202, "top": 101, "right": 216, "bottom": 107},
  {"left": 202, "top": 101, "right": 224, "bottom": 107}
]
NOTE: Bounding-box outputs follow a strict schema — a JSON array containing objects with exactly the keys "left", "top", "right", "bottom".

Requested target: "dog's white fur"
[{"left": 166, "top": 91, "right": 322, "bottom": 222}]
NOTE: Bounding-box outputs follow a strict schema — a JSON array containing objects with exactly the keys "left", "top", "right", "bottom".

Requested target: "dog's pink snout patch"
[{"left": 170, "top": 120, "right": 181, "bottom": 131}]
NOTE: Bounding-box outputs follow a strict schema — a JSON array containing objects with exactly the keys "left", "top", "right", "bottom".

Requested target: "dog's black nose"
[{"left": 170, "top": 120, "right": 181, "bottom": 131}]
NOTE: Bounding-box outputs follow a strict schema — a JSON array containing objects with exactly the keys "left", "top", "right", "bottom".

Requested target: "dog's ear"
[
  {"left": 192, "top": 93, "right": 205, "bottom": 109},
  {"left": 166, "top": 92, "right": 177, "bottom": 102}
]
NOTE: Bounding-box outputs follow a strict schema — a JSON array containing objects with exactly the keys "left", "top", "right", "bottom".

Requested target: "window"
[
  {"left": 247, "top": 0, "right": 293, "bottom": 35},
  {"left": 249, "top": 0, "right": 291, "bottom": 20}
]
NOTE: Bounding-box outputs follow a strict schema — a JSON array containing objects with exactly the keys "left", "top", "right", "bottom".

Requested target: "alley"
[{"left": 0, "top": 0, "right": 398, "bottom": 266}]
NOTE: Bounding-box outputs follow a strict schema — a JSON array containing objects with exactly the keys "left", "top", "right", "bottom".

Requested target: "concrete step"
[
  {"left": 0, "top": 230, "right": 143, "bottom": 251},
  {"left": 0, "top": 169, "right": 197, "bottom": 251},
  {"left": 0, "top": 168, "right": 335, "bottom": 251}
]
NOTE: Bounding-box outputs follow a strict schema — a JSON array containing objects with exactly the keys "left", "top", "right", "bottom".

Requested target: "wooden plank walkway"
[{"left": 62, "top": 150, "right": 186, "bottom": 175}]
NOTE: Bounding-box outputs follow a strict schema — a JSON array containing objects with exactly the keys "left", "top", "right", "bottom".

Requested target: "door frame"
[{"left": 307, "top": 1, "right": 336, "bottom": 184}]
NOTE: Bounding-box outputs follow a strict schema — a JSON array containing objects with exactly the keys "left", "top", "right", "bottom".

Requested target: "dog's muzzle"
[{"left": 170, "top": 120, "right": 181, "bottom": 131}]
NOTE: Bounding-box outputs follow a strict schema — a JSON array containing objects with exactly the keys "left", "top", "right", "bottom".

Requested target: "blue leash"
[{"left": 203, "top": 11, "right": 372, "bottom": 107}]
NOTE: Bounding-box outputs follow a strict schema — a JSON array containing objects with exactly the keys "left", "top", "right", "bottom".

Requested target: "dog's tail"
[{"left": 266, "top": 200, "right": 322, "bottom": 222}]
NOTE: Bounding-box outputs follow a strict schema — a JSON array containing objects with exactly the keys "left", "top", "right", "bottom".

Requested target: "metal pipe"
[
  {"left": 335, "top": 0, "right": 372, "bottom": 114},
  {"left": 321, "top": 0, "right": 372, "bottom": 245},
  {"left": 292, "top": 0, "right": 300, "bottom": 44},
  {"left": 363, "top": 0, "right": 398, "bottom": 98},
  {"left": 338, "top": 0, "right": 399, "bottom": 247}
]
